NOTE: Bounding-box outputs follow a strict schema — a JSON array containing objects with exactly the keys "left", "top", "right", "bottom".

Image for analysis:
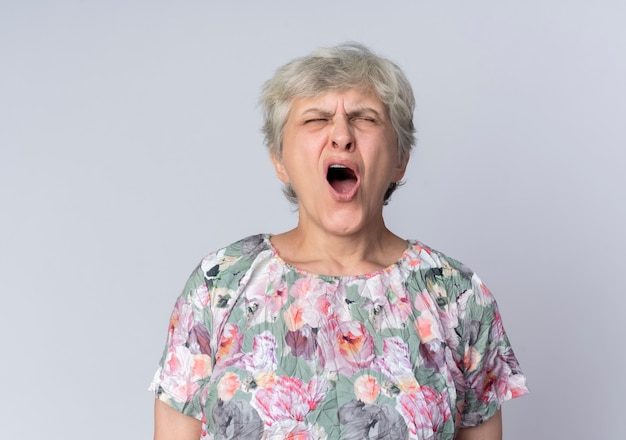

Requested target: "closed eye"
[
  {"left": 304, "top": 118, "right": 328, "bottom": 124},
  {"left": 352, "top": 116, "right": 378, "bottom": 124}
]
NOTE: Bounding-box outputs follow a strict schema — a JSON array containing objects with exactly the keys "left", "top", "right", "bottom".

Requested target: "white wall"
[{"left": 1, "top": 1, "right": 624, "bottom": 438}]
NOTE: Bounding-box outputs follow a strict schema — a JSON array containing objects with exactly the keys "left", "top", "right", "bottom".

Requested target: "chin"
[{"left": 322, "top": 212, "right": 367, "bottom": 236}]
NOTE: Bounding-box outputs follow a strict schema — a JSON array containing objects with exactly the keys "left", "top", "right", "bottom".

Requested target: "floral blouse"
[{"left": 150, "top": 234, "right": 528, "bottom": 439}]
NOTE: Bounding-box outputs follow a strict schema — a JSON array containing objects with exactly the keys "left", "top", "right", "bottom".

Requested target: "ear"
[
  {"left": 392, "top": 155, "right": 410, "bottom": 182},
  {"left": 270, "top": 151, "right": 290, "bottom": 184}
]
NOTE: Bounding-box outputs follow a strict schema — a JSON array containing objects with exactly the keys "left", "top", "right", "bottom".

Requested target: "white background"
[{"left": 1, "top": 1, "right": 625, "bottom": 438}]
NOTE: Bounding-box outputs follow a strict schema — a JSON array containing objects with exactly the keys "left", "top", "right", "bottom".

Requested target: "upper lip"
[{"left": 323, "top": 158, "right": 360, "bottom": 178}]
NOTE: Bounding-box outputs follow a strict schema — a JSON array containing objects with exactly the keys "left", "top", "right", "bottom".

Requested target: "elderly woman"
[{"left": 151, "top": 43, "right": 528, "bottom": 440}]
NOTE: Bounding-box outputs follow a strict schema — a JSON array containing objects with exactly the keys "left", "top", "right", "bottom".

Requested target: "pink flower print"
[
  {"left": 253, "top": 376, "right": 328, "bottom": 425},
  {"left": 245, "top": 271, "right": 289, "bottom": 326},
  {"left": 398, "top": 386, "right": 451, "bottom": 437},
  {"left": 371, "top": 336, "right": 413, "bottom": 379},
  {"left": 252, "top": 370, "right": 278, "bottom": 390},
  {"left": 212, "top": 323, "right": 244, "bottom": 377},
  {"left": 467, "top": 346, "right": 527, "bottom": 404},
  {"left": 407, "top": 256, "right": 421, "bottom": 268},
  {"left": 437, "top": 300, "right": 460, "bottom": 350},
  {"left": 265, "top": 420, "right": 325, "bottom": 440},
  {"left": 327, "top": 283, "right": 353, "bottom": 322},
  {"left": 388, "top": 293, "right": 412, "bottom": 325},
  {"left": 413, "top": 242, "right": 432, "bottom": 257},
  {"left": 191, "top": 354, "right": 212, "bottom": 382},
  {"left": 508, "top": 373, "right": 529, "bottom": 399},
  {"left": 168, "top": 297, "right": 195, "bottom": 347},
  {"left": 360, "top": 277, "right": 412, "bottom": 330},
  {"left": 217, "top": 372, "right": 241, "bottom": 401},
  {"left": 359, "top": 279, "right": 387, "bottom": 319},
  {"left": 290, "top": 277, "right": 324, "bottom": 300},
  {"left": 463, "top": 347, "right": 482, "bottom": 373},
  {"left": 287, "top": 295, "right": 331, "bottom": 330},
  {"left": 236, "top": 331, "right": 277, "bottom": 376},
  {"left": 266, "top": 260, "right": 289, "bottom": 293},
  {"left": 251, "top": 332, "right": 277, "bottom": 371},
  {"left": 414, "top": 289, "right": 435, "bottom": 313},
  {"left": 287, "top": 277, "right": 332, "bottom": 329},
  {"left": 489, "top": 310, "right": 505, "bottom": 341},
  {"left": 159, "top": 345, "right": 204, "bottom": 402},
  {"left": 415, "top": 315, "right": 436, "bottom": 343},
  {"left": 470, "top": 364, "right": 505, "bottom": 405},
  {"left": 306, "top": 376, "right": 329, "bottom": 405},
  {"left": 414, "top": 291, "right": 444, "bottom": 343},
  {"left": 396, "top": 375, "right": 421, "bottom": 397},
  {"left": 284, "top": 303, "right": 305, "bottom": 332},
  {"left": 192, "top": 282, "right": 210, "bottom": 308},
  {"left": 473, "top": 278, "right": 495, "bottom": 306},
  {"left": 354, "top": 374, "right": 381, "bottom": 404},
  {"left": 317, "top": 319, "right": 375, "bottom": 376},
  {"left": 217, "top": 323, "right": 243, "bottom": 360}
]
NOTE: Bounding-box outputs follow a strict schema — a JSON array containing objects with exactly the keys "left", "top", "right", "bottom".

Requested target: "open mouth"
[{"left": 326, "top": 164, "right": 358, "bottom": 195}]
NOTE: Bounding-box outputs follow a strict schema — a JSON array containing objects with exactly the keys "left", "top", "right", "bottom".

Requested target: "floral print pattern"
[{"left": 151, "top": 234, "right": 528, "bottom": 439}]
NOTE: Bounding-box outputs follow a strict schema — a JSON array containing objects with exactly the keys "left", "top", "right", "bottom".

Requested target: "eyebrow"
[
  {"left": 347, "top": 107, "right": 383, "bottom": 119},
  {"left": 301, "top": 108, "right": 334, "bottom": 118},
  {"left": 300, "top": 106, "right": 383, "bottom": 119}
]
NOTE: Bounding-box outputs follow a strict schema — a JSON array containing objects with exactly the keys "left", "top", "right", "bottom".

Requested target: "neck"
[{"left": 271, "top": 220, "right": 407, "bottom": 277}]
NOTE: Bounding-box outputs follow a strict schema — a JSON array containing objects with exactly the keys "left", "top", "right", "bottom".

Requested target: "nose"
[{"left": 331, "top": 117, "right": 355, "bottom": 151}]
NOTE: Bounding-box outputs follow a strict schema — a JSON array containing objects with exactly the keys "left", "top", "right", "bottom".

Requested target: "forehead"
[{"left": 289, "top": 89, "right": 387, "bottom": 115}]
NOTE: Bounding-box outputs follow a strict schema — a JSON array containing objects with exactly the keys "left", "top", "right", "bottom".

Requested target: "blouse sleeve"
[
  {"left": 149, "top": 263, "right": 214, "bottom": 420},
  {"left": 455, "top": 272, "right": 529, "bottom": 428}
]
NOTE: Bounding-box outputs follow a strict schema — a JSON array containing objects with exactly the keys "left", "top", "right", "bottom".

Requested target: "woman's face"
[{"left": 272, "top": 89, "right": 408, "bottom": 237}]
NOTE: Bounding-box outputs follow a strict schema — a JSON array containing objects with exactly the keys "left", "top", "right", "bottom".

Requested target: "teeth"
[{"left": 329, "top": 164, "right": 347, "bottom": 169}]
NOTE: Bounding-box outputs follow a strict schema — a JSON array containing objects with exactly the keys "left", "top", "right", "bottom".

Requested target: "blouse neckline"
[{"left": 263, "top": 233, "right": 413, "bottom": 281}]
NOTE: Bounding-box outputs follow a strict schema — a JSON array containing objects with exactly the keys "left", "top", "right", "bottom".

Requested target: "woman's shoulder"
[
  {"left": 197, "top": 234, "right": 269, "bottom": 264},
  {"left": 405, "top": 239, "right": 475, "bottom": 276},
  {"left": 402, "top": 239, "right": 488, "bottom": 304},
  {"left": 404, "top": 240, "right": 502, "bottom": 318},
  {"left": 192, "top": 234, "right": 273, "bottom": 285}
]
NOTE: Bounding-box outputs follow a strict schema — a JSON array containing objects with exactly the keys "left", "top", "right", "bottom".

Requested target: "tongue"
[{"left": 330, "top": 177, "right": 357, "bottom": 194}]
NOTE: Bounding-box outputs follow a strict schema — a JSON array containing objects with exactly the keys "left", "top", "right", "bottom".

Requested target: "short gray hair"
[{"left": 260, "top": 42, "right": 416, "bottom": 203}]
